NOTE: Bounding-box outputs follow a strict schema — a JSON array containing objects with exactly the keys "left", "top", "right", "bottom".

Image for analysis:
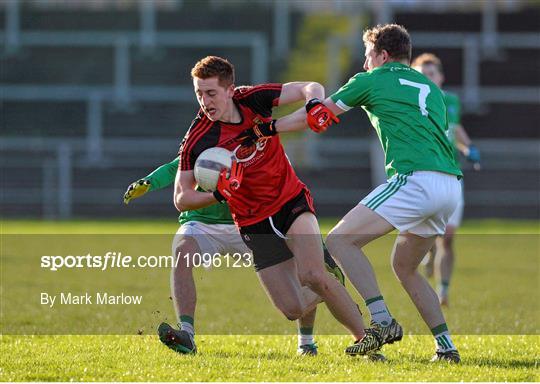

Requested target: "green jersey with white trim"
[
  {"left": 330, "top": 62, "right": 462, "bottom": 179},
  {"left": 145, "top": 157, "right": 234, "bottom": 226},
  {"left": 443, "top": 90, "right": 462, "bottom": 165},
  {"left": 443, "top": 90, "right": 461, "bottom": 144}
]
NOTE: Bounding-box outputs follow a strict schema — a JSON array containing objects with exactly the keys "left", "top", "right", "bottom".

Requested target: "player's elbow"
[
  {"left": 306, "top": 82, "right": 324, "bottom": 97},
  {"left": 174, "top": 192, "right": 186, "bottom": 212}
]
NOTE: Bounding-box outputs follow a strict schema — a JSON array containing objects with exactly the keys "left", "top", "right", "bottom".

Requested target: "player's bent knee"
[
  {"left": 284, "top": 311, "right": 303, "bottom": 321},
  {"left": 299, "top": 269, "right": 330, "bottom": 293},
  {"left": 327, "top": 230, "right": 369, "bottom": 253},
  {"left": 279, "top": 303, "right": 304, "bottom": 321},
  {"left": 324, "top": 233, "right": 346, "bottom": 261}
]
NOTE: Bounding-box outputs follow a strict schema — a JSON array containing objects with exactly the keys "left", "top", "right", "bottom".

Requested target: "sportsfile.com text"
[{"left": 40, "top": 252, "right": 252, "bottom": 271}]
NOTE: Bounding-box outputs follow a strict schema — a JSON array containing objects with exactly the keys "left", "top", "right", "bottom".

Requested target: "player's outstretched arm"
[
  {"left": 455, "top": 124, "right": 481, "bottom": 170},
  {"left": 123, "top": 157, "right": 179, "bottom": 204},
  {"left": 144, "top": 157, "right": 180, "bottom": 190},
  {"left": 454, "top": 124, "right": 471, "bottom": 152},
  {"left": 277, "top": 81, "right": 325, "bottom": 106},
  {"left": 274, "top": 97, "right": 343, "bottom": 134},
  {"left": 236, "top": 81, "right": 333, "bottom": 142},
  {"left": 273, "top": 82, "right": 332, "bottom": 133},
  {"left": 123, "top": 179, "right": 151, "bottom": 204}
]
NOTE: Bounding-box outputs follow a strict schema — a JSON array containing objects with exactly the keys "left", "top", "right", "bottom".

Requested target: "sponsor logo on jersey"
[{"left": 232, "top": 139, "right": 268, "bottom": 165}]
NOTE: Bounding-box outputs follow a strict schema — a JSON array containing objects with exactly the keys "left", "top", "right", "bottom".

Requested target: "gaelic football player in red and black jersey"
[{"left": 169, "top": 56, "right": 381, "bottom": 356}]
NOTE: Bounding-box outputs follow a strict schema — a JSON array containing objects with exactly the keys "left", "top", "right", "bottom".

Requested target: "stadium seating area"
[{"left": 1, "top": 2, "right": 538, "bottom": 219}]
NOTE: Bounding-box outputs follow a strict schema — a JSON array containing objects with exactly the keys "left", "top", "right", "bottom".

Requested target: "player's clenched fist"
[
  {"left": 213, "top": 160, "right": 244, "bottom": 202},
  {"left": 305, "top": 98, "right": 340, "bottom": 133},
  {"left": 123, "top": 179, "right": 151, "bottom": 204}
]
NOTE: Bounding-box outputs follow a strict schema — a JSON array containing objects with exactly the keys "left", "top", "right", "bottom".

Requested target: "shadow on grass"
[
  {"left": 208, "top": 349, "right": 290, "bottom": 360},
  {"left": 464, "top": 357, "right": 539, "bottom": 369},
  {"left": 379, "top": 354, "right": 538, "bottom": 370}
]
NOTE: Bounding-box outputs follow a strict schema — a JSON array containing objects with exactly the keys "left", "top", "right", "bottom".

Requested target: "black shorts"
[{"left": 239, "top": 188, "right": 315, "bottom": 271}]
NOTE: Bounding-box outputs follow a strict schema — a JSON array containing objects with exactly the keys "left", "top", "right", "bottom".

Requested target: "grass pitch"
[
  {"left": 2, "top": 335, "right": 538, "bottom": 381},
  {"left": 1, "top": 218, "right": 539, "bottom": 381}
]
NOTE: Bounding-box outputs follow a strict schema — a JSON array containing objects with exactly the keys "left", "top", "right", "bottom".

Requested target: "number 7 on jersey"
[{"left": 399, "top": 78, "right": 431, "bottom": 117}]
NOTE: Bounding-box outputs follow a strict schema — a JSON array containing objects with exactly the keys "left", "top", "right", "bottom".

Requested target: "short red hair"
[{"left": 191, "top": 56, "right": 235, "bottom": 87}]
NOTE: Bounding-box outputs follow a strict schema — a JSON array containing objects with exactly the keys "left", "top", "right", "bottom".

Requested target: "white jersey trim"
[{"left": 335, "top": 99, "right": 353, "bottom": 111}]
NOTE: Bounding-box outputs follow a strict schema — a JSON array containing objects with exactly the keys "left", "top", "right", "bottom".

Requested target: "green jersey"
[
  {"left": 145, "top": 157, "right": 234, "bottom": 225},
  {"left": 443, "top": 90, "right": 461, "bottom": 144},
  {"left": 443, "top": 90, "right": 462, "bottom": 164},
  {"left": 330, "top": 62, "right": 462, "bottom": 179}
]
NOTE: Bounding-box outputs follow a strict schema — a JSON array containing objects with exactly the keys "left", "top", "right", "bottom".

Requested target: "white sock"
[
  {"left": 434, "top": 331, "right": 456, "bottom": 352},
  {"left": 298, "top": 333, "right": 314, "bottom": 346},
  {"left": 366, "top": 296, "right": 393, "bottom": 326},
  {"left": 180, "top": 321, "right": 195, "bottom": 336}
]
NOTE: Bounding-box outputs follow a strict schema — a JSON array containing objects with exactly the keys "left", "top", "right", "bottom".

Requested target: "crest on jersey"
[
  {"left": 231, "top": 116, "right": 270, "bottom": 163},
  {"left": 233, "top": 139, "right": 268, "bottom": 163}
]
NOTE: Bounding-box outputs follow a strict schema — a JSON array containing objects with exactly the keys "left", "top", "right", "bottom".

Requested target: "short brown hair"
[
  {"left": 363, "top": 24, "right": 412, "bottom": 62},
  {"left": 411, "top": 53, "right": 443, "bottom": 74},
  {"left": 191, "top": 56, "right": 235, "bottom": 87}
]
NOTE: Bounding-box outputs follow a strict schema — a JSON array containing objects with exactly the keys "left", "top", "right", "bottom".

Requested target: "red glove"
[
  {"left": 213, "top": 160, "right": 244, "bottom": 202},
  {"left": 305, "top": 98, "right": 340, "bottom": 133}
]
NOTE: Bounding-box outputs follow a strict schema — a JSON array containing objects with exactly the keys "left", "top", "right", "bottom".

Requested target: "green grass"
[
  {"left": 1, "top": 219, "right": 539, "bottom": 381},
  {"left": 1, "top": 335, "right": 538, "bottom": 381},
  {"left": 2, "top": 217, "right": 539, "bottom": 234}
]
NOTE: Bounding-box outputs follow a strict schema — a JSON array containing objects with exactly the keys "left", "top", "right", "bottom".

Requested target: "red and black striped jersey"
[{"left": 178, "top": 83, "right": 305, "bottom": 227}]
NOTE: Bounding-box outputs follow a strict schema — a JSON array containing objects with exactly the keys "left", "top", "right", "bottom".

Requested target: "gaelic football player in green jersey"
[
  {"left": 251, "top": 24, "right": 463, "bottom": 362},
  {"left": 123, "top": 157, "right": 345, "bottom": 356},
  {"left": 412, "top": 53, "right": 481, "bottom": 307}
]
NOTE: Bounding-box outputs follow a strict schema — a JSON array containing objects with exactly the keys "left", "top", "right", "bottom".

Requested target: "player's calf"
[
  {"left": 323, "top": 246, "right": 346, "bottom": 285},
  {"left": 282, "top": 306, "right": 304, "bottom": 321}
]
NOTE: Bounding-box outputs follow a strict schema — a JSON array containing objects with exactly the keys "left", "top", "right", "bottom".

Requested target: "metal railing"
[
  {"left": 0, "top": 30, "right": 269, "bottom": 92},
  {"left": 324, "top": 30, "right": 540, "bottom": 184},
  {"left": 1, "top": 30, "right": 269, "bottom": 163},
  {"left": 1, "top": 137, "right": 538, "bottom": 218},
  {"left": 1, "top": 137, "right": 178, "bottom": 218},
  {"left": 326, "top": 31, "right": 540, "bottom": 108},
  {"left": 3, "top": 0, "right": 289, "bottom": 64}
]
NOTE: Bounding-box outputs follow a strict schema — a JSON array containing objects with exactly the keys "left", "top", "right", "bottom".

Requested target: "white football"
[{"left": 194, "top": 147, "right": 233, "bottom": 192}]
